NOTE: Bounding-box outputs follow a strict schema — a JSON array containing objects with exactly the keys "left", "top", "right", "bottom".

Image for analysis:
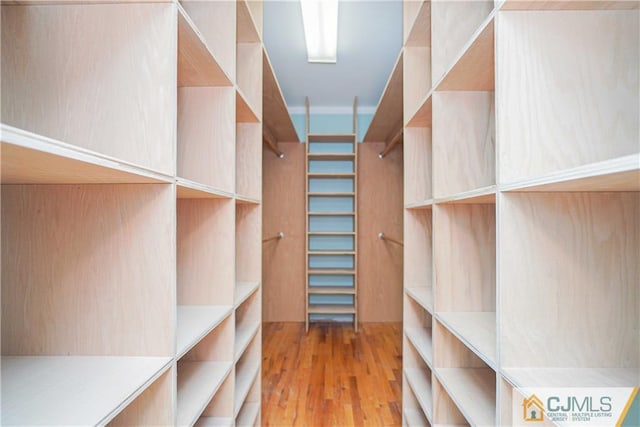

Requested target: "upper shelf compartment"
[
  {"left": 363, "top": 52, "right": 403, "bottom": 143},
  {"left": 404, "top": 0, "right": 431, "bottom": 47},
  {"left": 263, "top": 48, "right": 299, "bottom": 142},
  {"left": 237, "top": 0, "right": 261, "bottom": 43},
  {"left": 178, "top": 3, "right": 233, "bottom": 87}
]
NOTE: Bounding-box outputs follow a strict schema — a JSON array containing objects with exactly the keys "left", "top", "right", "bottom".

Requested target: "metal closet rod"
[
  {"left": 378, "top": 232, "right": 403, "bottom": 246},
  {"left": 262, "top": 232, "right": 284, "bottom": 243}
]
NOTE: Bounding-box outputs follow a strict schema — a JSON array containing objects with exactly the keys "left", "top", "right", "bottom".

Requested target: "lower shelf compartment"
[
  {"left": 404, "top": 408, "right": 430, "bottom": 427},
  {"left": 405, "top": 286, "right": 433, "bottom": 314},
  {"left": 1, "top": 355, "right": 172, "bottom": 426},
  {"left": 404, "top": 367, "right": 434, "bottom": 422},
  {"left": 235, "top": 322, "right": 261, "bottom": 362},
  {"left": 236, "top": 401, "right": 260, "bottom": 427},
  {"left": 405, "top": 327, "right": 433, "bottom": 368},
  {"left": 234, "top": 362, "right": 260, "bottom": 417},
  {"left": 436, "top": 311, "right": 496, "bottom": 369},
  {"left": 177, "top": 361, "right": 233, "bottom": 426},
  {"left": 436, "top": 368, "right": 496, "bottom": 426}
]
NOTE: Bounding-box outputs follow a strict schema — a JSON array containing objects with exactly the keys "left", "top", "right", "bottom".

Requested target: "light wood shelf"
[
  {"left": 502, "top": 367, "right": 640, "bottom": 388},
  {"left": 404, "top": 367, "right": 434, "bottom": 423},
  {"left": 236, "top": 402, "right": 261, "bottom": 427},
  {"left": 405, "top": 1, "right": 431, "bottom": 47},
  {"left": 405, "top": 327, "right": 434, "bottom": 368},
  {"left": 405, "top": 286, "right": 434, "bottom": 314},
  {"left": 235, "top": 282, "right": 260, "bottom": 308},
  {"left": 1, "top": 356, "right": 172, "bottom": 426},
  {"left": 237, "top": 0, "right": 261, "bottom": 43},
  {"left": 177, "top": 305, "right": 234, "bottom": 359},
  {"left": 434, "top": 186, "right": 496, "bottom": 205},
  {"left": 236, "top": 87, "right": 261, "bottom": 124},
  {"left": 435, "top": 368, "right": 496, "bottom": 427},
  {"left": 177, "top": 361, "right": 233, "bottom": 426},
  {"left": 500, "top": 0, "right": 640, "bottom": 10},
  {"left": 262, "top": 48, "right": 299, "bottom": 143},
  {"left": 195, "top": 416, "right": 234, "bottom": 427},
  {"left": 501, "top": 154, "right": 640, "bottom": 192},
  {"left": 234, "top": 361, "right": 260, "bottom": 418},
  {"left": 363, "top": 51, "right": 403, "bottom": 143},
  {"left": 235, "top": 322, "right": 261, "bottom": 363},
  {"left": 404, "top": 408, "right": 430, "bottom": 427},
  {"left": 1, "top": 125, "right": 173, "bottom": 185},
  {"left": 403, "top": 127, "right": 432, "bottom": 203},
  {"left": 435, "top": 312, "right": 496, "bottom": 369},
  {"left": 177, "top": 178, "right": 235, "bottom": 199}
]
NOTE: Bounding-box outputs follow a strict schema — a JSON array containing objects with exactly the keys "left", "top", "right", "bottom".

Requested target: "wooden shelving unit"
[
  {"left": 1, "top": 0, "right": 263, "bottom": 424},
  {"left": 305, "top": 99, "right": 359, "bottom": 331},
  {"left": 357, "top": 0, "right": 640, "bottom": 425}
]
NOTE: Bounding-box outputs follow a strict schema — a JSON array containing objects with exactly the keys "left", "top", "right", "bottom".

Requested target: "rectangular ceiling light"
[{"left": 300, "top": 0, "right": 339, "bottom": 63}]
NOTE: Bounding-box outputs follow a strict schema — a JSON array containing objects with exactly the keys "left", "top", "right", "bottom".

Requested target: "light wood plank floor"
[{"left": 262, "top": 322, "right": 403, "bottom": 426}]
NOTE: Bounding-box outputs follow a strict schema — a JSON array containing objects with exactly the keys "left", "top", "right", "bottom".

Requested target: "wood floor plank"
[{"left": 262, "top": 322, "right": 402, "bottom": 426}]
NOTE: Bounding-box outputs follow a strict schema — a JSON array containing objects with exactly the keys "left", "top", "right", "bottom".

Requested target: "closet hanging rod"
[
  {"left": 378, "top": 232, "right": 403, "bottom": 246},
  {"left": 263, "top": 127, "right": 285, "bottom": 158},
  {"left": 263, "top": 232, "right": 284, "bottom": 243},
  {"left": 378, "top": 128, "right": 403, "bottom": 159}
]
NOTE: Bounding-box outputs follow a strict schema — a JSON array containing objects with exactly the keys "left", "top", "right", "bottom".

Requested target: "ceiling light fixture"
[{"left": 300, "top": 0, "right": 339, "bottom": 63}]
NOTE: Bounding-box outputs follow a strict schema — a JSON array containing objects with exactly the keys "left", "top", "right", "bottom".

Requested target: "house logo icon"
[{"left": 523, "top": 394, "right": 545, "bottom": 422}]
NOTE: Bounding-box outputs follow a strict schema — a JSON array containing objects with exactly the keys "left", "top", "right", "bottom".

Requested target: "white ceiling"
[{"left": 263, "top": 0, "right": 403, "bottom": 111}]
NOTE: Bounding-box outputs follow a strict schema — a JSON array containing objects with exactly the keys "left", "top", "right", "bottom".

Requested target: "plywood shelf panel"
[
  {"left": 308, "top": 286, "right": 356, "bottom": 295},
  {"left": 308, "top": 304, "right": 356, "bottom": 314},
  {"left": 176, "top": 305, "right": 234, "bottom": 359},
  {"left": 234, "top": 362, "right": 260, "bottom": 417},
  {"left": 262, "top": 49, "right": 299, "bottom": 142},
  {"left": 501, "top": 154, "right": 640, "bottom": 192},
  {"left": 405, "top": 286, "right": 434, "bottom": 314},
  {"left": 195, "top": 416, "right": 234, "bottom": 427},
  {"left": 236, "top": 402, "right": 260, "bottom": 427},
  {"left": 436, "top": 16, "right": 495, "bottom": 91},
  {"left": 405, "top": 327, "right": 434, "bottom": 368},
  {"left": 405, "top": 1, "right": 431, "bottom": 47},
  {"left": 404, "top": 48, "right": 432, "bottom": 127},
  {"left": 435, "top": 312, "right": 496, "bottom": 369},
  {"left": 237, "top": 0, "right": 261, "bottom": 43},
  {"left": 404, "top": 367, "right": 434, "bottom": 423},
  {"left": 235, "top": 322, "right": 261, "bottom": 362},
  {"left": 177, "top": 178, "right": 235, "bottom": 199},
  {"left": 178, "top": 4, "right": 232, "bottom": 87},
  {"left": 177, "top": 361, "right": 233, "bottom": 427},
  {"left": 1, "top": 356, "right": 172, "bottom": 426},
  {"left": 500, "top": 0, "right": 640, "bottom": 10},
  {"left": 236, "top": 122, "right": 262, "bottom": 202},
  {"left": 363, "top": 52, "right": 403, "bottom": 143},
  {"left": 502, "top": 367, "right": 640, "bottom": 388},
  {"left": 404, "top": 408, "right": 430, "bottom": 427},
  {"left": 0, "top": 126, "right": 172, "bottom": 185},
  {"left": 435, "top": 368, "right": 496, "bottom": 427},
  {"left": 406, "top": 94, "right": 433, "bottom": 128},
  {"left": 434, "top": 186, "right": 496, "bottom": 205},
  {"left": 236, "top": 41, "right": 262, "bottom": 121},
  {"left": 236, "top": 89, "right": 260, "bottom": 123},
  {"left": 235, "top": 282, "right": 260, "bottom": 308}
]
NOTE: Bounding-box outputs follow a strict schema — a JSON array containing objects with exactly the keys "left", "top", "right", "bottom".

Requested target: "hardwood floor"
[{"left": 261, "top": 322, "right": 403, "bottom": 426}]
